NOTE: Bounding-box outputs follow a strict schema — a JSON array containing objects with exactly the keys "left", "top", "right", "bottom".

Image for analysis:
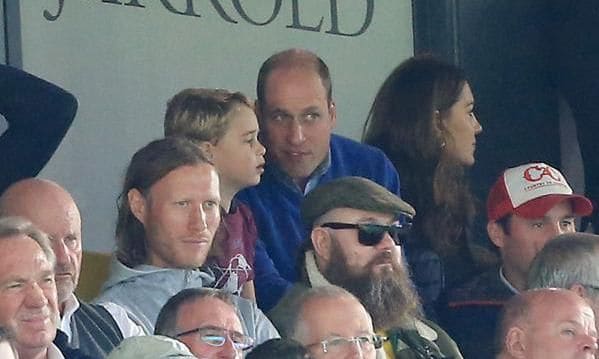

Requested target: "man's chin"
[{"left": 56, "top": 282, "right": 75, "bottom": 303}]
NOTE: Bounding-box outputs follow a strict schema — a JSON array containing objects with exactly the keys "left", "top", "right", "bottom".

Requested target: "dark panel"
[
  {"left": 3, "top": 0, "right": 22, "bottom": 67},
  {"left": 413, "top": 0, "right": 560, "bottom": 200}
]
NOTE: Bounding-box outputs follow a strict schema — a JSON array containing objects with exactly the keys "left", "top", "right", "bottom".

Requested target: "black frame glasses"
[
  {"left": 320, "top": 222, "right": 411, "bottom": 246},
  {"left": 176, "top": 326, "right": 254, "bottom": 351}
]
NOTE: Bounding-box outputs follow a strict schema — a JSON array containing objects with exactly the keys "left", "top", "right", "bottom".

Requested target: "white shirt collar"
[
  {"left": 499, "top": 266, "right": 520, "bottom": 294},
  {"left": 47, "top": 343, "right": 66, "bottom": 359},
  {"left": 59, "top": 293, "right": 80, "bottom": 341}
]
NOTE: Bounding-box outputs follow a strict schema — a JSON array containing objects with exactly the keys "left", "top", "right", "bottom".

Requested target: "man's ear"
[
  {"left": 328, "top": 100, "right": 337, "bottom": 128},
  {"left": 128, "top": 188, "right": 147, "bottom": 225},
  {"left": 570, "top": 283, "right": 588, "bottom": 298},
  {"left": 487, "top": 221, "right": 506, "bottom": 248},
  {"left": 505, "top": 327, "right": 527, "bottom": 358},
  {"left": 255, "top": 99, "right": 262, "bottom": 118},
  {"left": 312, "top": 227, "right": 332, "bottom": 263}
]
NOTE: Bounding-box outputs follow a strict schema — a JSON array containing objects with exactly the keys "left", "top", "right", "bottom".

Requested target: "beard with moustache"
[{"left": 323, "top": 239, "right": 422, "bottom": 330}]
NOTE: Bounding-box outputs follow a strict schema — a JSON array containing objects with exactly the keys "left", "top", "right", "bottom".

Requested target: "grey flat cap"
[{"left": 301, "top": 176, "right": 415, "bottom": 228}]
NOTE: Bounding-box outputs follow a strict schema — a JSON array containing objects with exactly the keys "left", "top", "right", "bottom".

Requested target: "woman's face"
[{"left": 441, "top": 82, "right": 482, "bottom": 166}]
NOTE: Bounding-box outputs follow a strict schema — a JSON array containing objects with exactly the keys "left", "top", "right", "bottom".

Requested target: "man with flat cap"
[{"left": 269, "top": 176, "right": 463, "bottom": 359}]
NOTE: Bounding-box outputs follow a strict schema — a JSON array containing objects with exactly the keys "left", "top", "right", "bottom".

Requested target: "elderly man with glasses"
[
  {"left": 286, "top": 286, "right": 384, "bottom": 359},
  {"left": 269, "top": 176, "right": 463, "bottom": 358},
  {"left": 155, "top": 288, "right": 254, "bottom": 359}
]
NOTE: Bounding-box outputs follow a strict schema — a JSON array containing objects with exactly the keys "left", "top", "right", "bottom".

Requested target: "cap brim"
[{"left": 514, "top": 194, "right": 593, "bottom": 219}]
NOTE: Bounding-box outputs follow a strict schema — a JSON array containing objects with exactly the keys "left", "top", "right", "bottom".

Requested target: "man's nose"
[
  {"left": 287, "top": 119, "right": 306, "bottom": 145},
  {"left": 348, "top": 340, "right": 365, "bottom": 359},
  {"left": 217, "top": 336, "right": 240, "bottom": 359},
  {"left": 189, "top": 207, "right": 208, "bottom": 231},
  {"left": 376, "top": 231, "right": 396, "bottom": 250},
  {"left": 580, "top": 332, "right": 598, "bottom": 353},
  {"left": 25, "top": 282, "right": 49, "bottom": 308},
  {"left": 52, "top": 240, "right": 70, "bottom": 266}
]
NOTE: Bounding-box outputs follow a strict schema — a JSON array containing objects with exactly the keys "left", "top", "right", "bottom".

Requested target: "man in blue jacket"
[{"left": 237, "top": 48, "right": 400, "bottom": 311}]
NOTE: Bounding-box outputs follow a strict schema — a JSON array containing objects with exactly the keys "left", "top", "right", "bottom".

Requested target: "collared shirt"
[
  {"left": 48, "top": 343, "right": 66, "bottom": 359},
  {"left": 60, "top": 294, "right": 146, "bottom": 342},
  {"left": 268, "top": 149, "right": 331, "bottom": 195},
  {"left": 498, "top": 266, "right": 520, "bottom": 294}
]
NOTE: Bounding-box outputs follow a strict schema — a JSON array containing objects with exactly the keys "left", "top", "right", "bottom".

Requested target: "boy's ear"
[{"left": 198, "top": 141, "right": 214, "bottom": 161}]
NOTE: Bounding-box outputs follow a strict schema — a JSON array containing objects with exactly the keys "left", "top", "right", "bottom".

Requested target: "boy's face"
[{"left": 211, "top": 105, "right": 266, "bottom": 196}]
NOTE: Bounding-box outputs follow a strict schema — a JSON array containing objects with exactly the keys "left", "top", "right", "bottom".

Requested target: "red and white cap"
[{"left": 487, "top": 162, "right": 593, "bottom": 221}]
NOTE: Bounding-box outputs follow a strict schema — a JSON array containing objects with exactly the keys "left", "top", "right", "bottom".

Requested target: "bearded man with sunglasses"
[{"left": 269, "top": 177, "right": 463, "bottom": 359}]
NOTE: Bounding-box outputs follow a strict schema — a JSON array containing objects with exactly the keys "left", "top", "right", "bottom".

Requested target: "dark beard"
[{"left": 323, "top": 240, "right": 422, "bottom": 330}]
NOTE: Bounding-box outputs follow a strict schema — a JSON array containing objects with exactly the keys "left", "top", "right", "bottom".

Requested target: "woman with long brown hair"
[{"left": 363, "top": 55, "right": 493, "bottom": 318}]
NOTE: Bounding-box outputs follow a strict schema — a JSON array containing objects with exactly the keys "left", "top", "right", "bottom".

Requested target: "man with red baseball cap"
[{"left": 440, "top": 162, "right": 592, "bottom": 359}]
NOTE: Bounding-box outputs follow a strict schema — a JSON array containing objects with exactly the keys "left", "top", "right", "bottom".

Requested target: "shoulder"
[
  {"left": 330, "top": 134, "right": 389, "bottom": 158},
  {"left": 446, "top": 268, "right": 511, "bottom": 307},
  {"left": 328, "top": 135, "right": 398, "bottom": 187},
  {"left": 417, "top": 319, "right": 464, "bottom": 359}
]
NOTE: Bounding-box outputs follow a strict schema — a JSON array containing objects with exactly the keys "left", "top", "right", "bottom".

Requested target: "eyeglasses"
[
  {"left": 307, "top": 334, "right": 387, "bottom": 356},
  {"left": 176, "top": 326, "right": 254, "bottom": 351},
  {"left": 320, "top": 222, "right": 411, "bottom": 246}
]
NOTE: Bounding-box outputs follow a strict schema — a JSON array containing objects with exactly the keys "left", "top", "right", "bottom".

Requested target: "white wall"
[{"left": 16, "top": 0, "right": 413, "bottom": 252}]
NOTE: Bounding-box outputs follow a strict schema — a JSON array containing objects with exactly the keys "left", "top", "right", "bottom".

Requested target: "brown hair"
[
  {"left": 363, "top": 55, "right": 476, "bottom": 258},
  {"left": 115, "top": 137, "right": 212, "bottom": 267}
]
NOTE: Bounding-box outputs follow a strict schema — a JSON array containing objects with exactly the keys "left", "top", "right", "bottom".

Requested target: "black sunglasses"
[{"left": 320, "top": 222, "right": 411, "bottom": 246}]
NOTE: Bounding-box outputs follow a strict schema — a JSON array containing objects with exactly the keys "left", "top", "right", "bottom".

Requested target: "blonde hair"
[{"left": 164, "top": 88, "right": 253, "bottom": 144}]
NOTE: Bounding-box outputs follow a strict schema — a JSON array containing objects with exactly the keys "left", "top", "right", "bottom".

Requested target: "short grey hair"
[
  {"left": 528, "top": 232, "right": 599, "bottom": 294},
  {"left": 0, "top": 216, "right": 55, "bottom": 266},
  {"left": 155, "top": 288, "right": 236, "bottom": 338}
]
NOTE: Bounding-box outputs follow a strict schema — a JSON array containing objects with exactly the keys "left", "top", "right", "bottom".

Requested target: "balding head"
[
  {"left": 289, "top": 286, "right": 378, "bottom": 359},
  {"left": 497, "top": 289, "right": 597, "bottom": 359},
  {"left": 0, "top": 178, "right": 82, "bottom": 311}
]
